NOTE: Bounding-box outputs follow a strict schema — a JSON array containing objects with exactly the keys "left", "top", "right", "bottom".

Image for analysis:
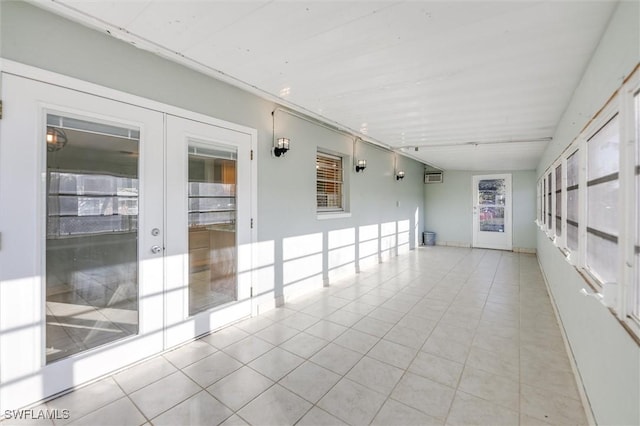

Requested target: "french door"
[
  {"left": 164, "top": 115, "right": 253, "bottom": 348},
  {"left": 472, "top": 174, "right": 513, "bottom": 251},
  {"left": 0, "top": 73, "right": 253, "bottom": 411}
]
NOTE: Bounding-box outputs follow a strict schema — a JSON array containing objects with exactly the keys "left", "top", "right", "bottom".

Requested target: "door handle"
[{"left": 151, "top": 245, "right": 163, "bottom": 254}]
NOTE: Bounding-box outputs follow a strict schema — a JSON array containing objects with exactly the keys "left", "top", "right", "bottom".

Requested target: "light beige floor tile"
[
  {"left": 333, "top": 328, "right": 379, "bottom": 354},
  {"left": 151, "top": 391, "right": 232, "bottom": 426},
  {"left": 352, "top": 316, "right": 394, "bottom": 338},
  {"left": 47, "top": 378, "right": 126, "bottom": 424},
  {"left": 429, "top": 323, "right": 476, "bottom": 346},
  {"left": 520, "top": 384, "right": 587, "bottom": 425},
  {"left": 233, "top": 316, "right": 273, "bottom": 334},
  {"left": 279, "top": 331, "right": 328, "bottom": 359},
  {"left": 222, "top": 335, "right": 275, "bottom": 364},
  {"left": 304, "top": 320, "right": 348, "bottom": 341},
  {"left": 458, "top": 366, "right": 519, "bottom": 409},
  {"left": 309, "top": 343, "right": 362, "bottom": 375},
  {"left": 253, "top": 322, "right": 299, "bottom": 346},
  {"left": 346, "top": 356, "right": 404, "bottom": 395},
  {"left": 384, "top": 324, "right": 432, "bottom": 349},
  {"left": 218, "top": 415, "right": 249, "bottom": 426},
  {"left": 237, "top": 385, "right": 311, "bottom": 426},
  {"left": 520, "top": 413, "right": 554, "bottom": 425},
  {"left": 521, "top": 364, "right": 580, "bottom": 400},
  {"left": 317, "top": 378, "right": 386, "bottom": 425},
  {"left": 391, "top": 372, "right": 456, "bottom": 420},
  {"left": 408, "top": 351, "right": 464, "bottom": 388},
  {"left": 200, "top": 326, "right": 250, "bottom": 350},
  {"left": 368, "top": 339, "right": 418, "bottom": 369},
  {"left": 280, "top": 361, "right": 341, "bottom": 403},
  {"left": 66, "top": 397, "right": 144, "bottom": 426},
  {"left": 129, "top": 371, "right": 200, "bottom": 420},
  {"left": 163, "top": 340, "right": 217, "bottom": 369},
  {"left": 471, "top": 332, "right": 519, "bottom": 359},
  {"left": 367, "top": 307, "right": 406, "bottom": 324},
  {"left": 247, "top": 347, "right": 304, "bottom": 381},
  {"left": 372, "top": 399, "right": 443, "bottom": 426},
  {"left": 279, "top": 312, "right": 320, "bottom": 331},
  {"left": 182, "top": 350, "right": 243, "bottom": 388},
  {"left": 421, "top": 335, "right": 471, "bottom": 364},
  {"left": 205, "top": 366, "right": 273, "bottom": 411},
  {"left": 325, "top": 309, "right": 363, "bottom": 327},
  {"left": 296, "top": 407, "right": 347, "bottom": 425},
  {"left": 465, "top": 346, "right": 519, "bottom": 380},
  {"left": 113, "top": 356, "right": 177, "bottom": 394}
]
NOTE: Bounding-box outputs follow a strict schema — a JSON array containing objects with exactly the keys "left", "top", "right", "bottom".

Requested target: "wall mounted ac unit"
[{"left": 424, "top": 172, "right": 443, "bottom": 184}]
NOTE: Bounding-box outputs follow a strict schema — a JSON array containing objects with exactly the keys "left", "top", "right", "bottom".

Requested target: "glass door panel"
[
  {"left": 46, "top": 115, "right": 140, "bottom": 363},
  {"left": 472, "top": 174, "right": 512, "bottom": 250},
  {"left": 188, "top": 144, "right": 238, "bottom": 315}
]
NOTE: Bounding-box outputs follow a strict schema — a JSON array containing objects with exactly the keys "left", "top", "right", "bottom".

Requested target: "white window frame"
[
  {"left": 316, "top": 150, "right": 349, "bottom": 216},
  {"left": 537, "top": 65, "right": 640, "bottom": 340}
]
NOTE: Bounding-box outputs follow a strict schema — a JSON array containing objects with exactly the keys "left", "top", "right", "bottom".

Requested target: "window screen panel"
[
  {"left": 635, "top": 91, "right": 640, "bottom": 319},
  {"left": 547, "top": 173, "right": 553, "bottom": 231},
  {"left": 317, "top": 152, "right": 343, "bottom": 211},
  {"left": 586, "top": 114, "right": 619, "bottom": 284},
  {"left": 555, "top": 165, "right": 562, "bottom": 237},
  {"left": 566, "top": 150, "right": 579, "bottom": 251}
]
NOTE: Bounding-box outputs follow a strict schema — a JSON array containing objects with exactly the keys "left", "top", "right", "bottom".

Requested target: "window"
[
  {"left": 586, "top": 114, "right": 619, "bottom": 285},
  {"left": 317, "top": 152, "right": 344, "bottom": 211},
  {"left": 547, "top": 172, "right": 553, "bottom": 232},
  {"left": 566, "top": 150, "right": 579, "bottom": 252},
  {"left": 555, "top": 164, "right": 562, "bottom": 237},
  {"left": 634, "top": 90, "right": 640, "bottom": 320}
]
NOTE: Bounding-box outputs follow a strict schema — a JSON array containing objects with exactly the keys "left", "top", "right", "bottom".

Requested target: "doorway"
[
  {"left": 0, "top": 73, "right": 255, "bottom": 411},
  {"left": 472, "top": 174, "right": 513, "bottom": 251}
]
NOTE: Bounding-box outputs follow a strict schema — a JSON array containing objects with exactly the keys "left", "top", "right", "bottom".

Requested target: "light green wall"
[
  {"left": 535, "top": 2, "right": 640, "bottom": 425},
  {"left": 424, "top": 170, "right": 536, "bottom": 250}
]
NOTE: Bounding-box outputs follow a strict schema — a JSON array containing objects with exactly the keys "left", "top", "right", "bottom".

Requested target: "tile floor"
[{"left": 7, "top": 246, "right": 588, "bottom": 426}]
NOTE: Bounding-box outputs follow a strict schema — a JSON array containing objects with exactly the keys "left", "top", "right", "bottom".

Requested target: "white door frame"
[
  {"left": 164, "top": 115, "right": 253, "bottom": 348},
  {"left": 472, "top": 173, "right": 513, "bottom": 251},
  {"left": 0, "top": 61, "right": 258, "bottom": 412}
]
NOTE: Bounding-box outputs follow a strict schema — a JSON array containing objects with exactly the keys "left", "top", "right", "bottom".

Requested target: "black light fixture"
[
  {"left": 46, "top": 126, "right": 68, "bottom": 152},
  {"left": 355, "top": 159, "right": 367, "bottom": 172},
  {"left": 273, "top": 137, "right": 290, "bottom": 157},
  {"left": 396, "top": 170, "right": 405, "bottom": 180}
]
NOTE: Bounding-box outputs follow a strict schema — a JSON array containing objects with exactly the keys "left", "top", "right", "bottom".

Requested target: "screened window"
[
  {"left": 586, "top": 114, "right": 619, "bottom": 284},
  {"left": 566, "top": 150, "right": 579, "bottom": 252},
  {"left": 555, "top": 165, "right": 562, "bottom": 237},
  {"left": 317, "top": 152, "right": 344, "bottom": 211},
  {"left": 634, "top": 91, "right": 640, "bottom": 320},
  {"left": 547, "top": 172, "right": 553, "bottom": 231}
]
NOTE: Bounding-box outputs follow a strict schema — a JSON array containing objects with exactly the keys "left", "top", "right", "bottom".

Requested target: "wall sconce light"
[
  {"left": 355, "top": 159, "right": 367, "bottom": 172},
  {"left": 273, "top": 137, "right": 290, "bottom": 157},
  {"left": 46, "top": 126, "right": 68, "bottom": 152},
  {"left": 396, "top": 170, "right": 405, "bottom": 181}
]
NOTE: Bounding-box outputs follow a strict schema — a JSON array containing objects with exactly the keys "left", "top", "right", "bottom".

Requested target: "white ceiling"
[{"left": 35, "top": 0, "right": 617, "bottom": 171}]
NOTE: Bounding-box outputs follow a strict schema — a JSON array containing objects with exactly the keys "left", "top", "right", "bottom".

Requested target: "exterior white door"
[
  {"left": 164, "top": 115, "right": 253, "bottom": 347},
  {"left": 0, "top": 74, "right": 165, "bottom": 410},
  {"left": 472, "top": 174, "right": 513, "bottom": 251},
  {"left": 0, "top": 73, "right": 255, "bottom": 411}
]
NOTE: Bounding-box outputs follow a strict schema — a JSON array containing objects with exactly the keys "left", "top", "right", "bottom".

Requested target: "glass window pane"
[
  {"left": 46, "top": 116, "right": 139, "bottom": 363},
  {"left": 586, "top": 233, "right": 618, "bottom": 284},
  {"left": 317, "top": 152, "right": 343, "bottom": 211},
  {"left": 587, "top": 180, "right": 619, "bottom": 237},
  {"left": 555, "top": 165, "right": 562, "bottom": 237},
  {"left": 567, "top": 223, "right": 579, "bottom": 252},
  {"left": 547, "top": 173, "right": 552, "bottom": 230},
  {"left": 479, "top": 206, "right": 504, "bottom": 232},
  {"left": 188, "top": 143, "right": 237, "bottom": 316},
  {"left": 567, "top": 150, "right": 579, "bottom": 187},
  {"left": 567, "top": 189, "right": 579, "bottom": 222},
  {"left": 588, "top": 115, "right": 619, "bottom": 180}
]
